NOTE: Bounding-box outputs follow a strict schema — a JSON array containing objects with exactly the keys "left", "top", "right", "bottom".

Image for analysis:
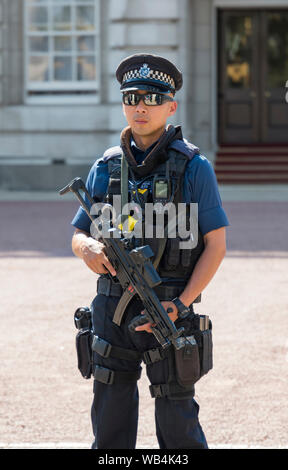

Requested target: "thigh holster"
[
  {"left": 92, "top": 335, "right": 142, "bottom": 385},
  {"left": 74, "top": 306, "right": 93, "bottom": 380},
  {"left": 143, "top": 345, "right": 195, "bottom": 399},
  {"left": 143, "top": 318, "right": 213, "bottom": 399}
]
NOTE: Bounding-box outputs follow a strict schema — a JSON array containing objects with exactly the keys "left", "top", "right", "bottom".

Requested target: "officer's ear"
[{"left": 168, "top": 99, "right": 178, "bottom": 117}]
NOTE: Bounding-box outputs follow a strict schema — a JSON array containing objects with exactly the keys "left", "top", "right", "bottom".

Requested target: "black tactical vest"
[{"left": 102, "top": 138, "right": 204, "bottom": 284}]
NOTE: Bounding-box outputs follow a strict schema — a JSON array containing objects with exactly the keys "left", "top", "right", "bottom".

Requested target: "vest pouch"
[
  {"left": 180, "top": 238, "right": 192, "bottom": 268},
  {"left": 161, "top": 238, "right": 180, "bottom": 271},
  {"left": 75, "top": 327, "right": 93, "bottom": 379},
  {"left": 193, "top": 322, "right": 213, "bottom": 377},
  {"left": 200, "top": 329, "right": 213, "bottom": 376},
  {"left": 144, "top": 236, "right": 160, "bottom": 264},
  {"left": 174, "top": 336, "right": 201, "bottom": 387}
]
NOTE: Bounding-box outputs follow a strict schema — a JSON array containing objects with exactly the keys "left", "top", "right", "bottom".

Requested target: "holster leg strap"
[
  {"left": 149, "top": 382, "right": 190, "bottom": 399},
  {"left": 93, "top": 365, "right": 142, "bottom": 385},
  {"left": 143, "top": 346, "right": 170, "bottom": 365},
  {"left": 92, "top": 335, "right": 142, "bottom": 362}
]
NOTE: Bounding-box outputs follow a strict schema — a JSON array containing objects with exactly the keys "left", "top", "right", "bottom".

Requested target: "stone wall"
[
  {"left": 189, "top": 0, "right": 214, "bottom": 153},
  {"left": 0, "top": 0, "right": 3, "bottom": 106},
  {"left": 0, "top": 0, "right": 217, "bottom": 190}
]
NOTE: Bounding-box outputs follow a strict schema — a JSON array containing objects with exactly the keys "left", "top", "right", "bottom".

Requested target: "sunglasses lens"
[
  {"left": 146, "top": 94, "right": 164, "bottom": 105},
  {"left": 142, "top": 94, "right": 158, "bottom": 105},
  {"left": 123, "top": 93, "right": 140, "bottom": 106},
  {"left": 123, "top": 93, "right": 171, "bottom": 106}
]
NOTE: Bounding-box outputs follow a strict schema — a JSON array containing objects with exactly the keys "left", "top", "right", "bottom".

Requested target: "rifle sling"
[{"left": 120, "top": 149, "right": 129, "bottom": 223}]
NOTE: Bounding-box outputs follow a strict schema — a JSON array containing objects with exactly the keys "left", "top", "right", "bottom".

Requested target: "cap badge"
[{"left": 139, "top": 63, "right": 150, "bottom": 79}]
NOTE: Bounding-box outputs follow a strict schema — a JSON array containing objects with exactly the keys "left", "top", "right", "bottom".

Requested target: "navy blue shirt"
[
  {"left": 130, "top": 138, "right": 157, "bottom": 163},
  {"left": 71, "top": 139, "right": 229, "bottom": 235}
]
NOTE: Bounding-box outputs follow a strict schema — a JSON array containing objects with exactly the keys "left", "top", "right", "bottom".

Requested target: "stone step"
[
  {"left": 215, "top": 145, "right": 288, "bottom": 184},
  {"left": 218, "top": 146, "right": 288, "bottom": 154},
  {"left": 216, "top": 156, "right": 288, "bottom": 162},
  {"left": 216, "top": 172, "right": 288, "bottom": 183},
  {"left": 215, "top": 164, "right": 288, "bottom": 171}
]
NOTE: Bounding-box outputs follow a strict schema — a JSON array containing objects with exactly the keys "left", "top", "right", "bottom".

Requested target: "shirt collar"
[{"left": 130, "top": 137, "right": 158, "bottom": 164}]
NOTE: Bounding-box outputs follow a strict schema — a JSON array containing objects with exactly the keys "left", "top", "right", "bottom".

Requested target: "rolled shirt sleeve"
[{"left": 183, "top": 154, "right": 230, "bottom": 235}]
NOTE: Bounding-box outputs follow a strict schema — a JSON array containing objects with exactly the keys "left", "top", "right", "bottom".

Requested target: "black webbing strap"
[
  {"left": 121, "top": 150, "right": 129, "bottom": 218},
  {"left": 93, "top": 365, "right": 142, "bottom": 385},
  {"left": 149, "top": 382, "right": 190, "bottom": 399},
  {"left": 92, "top": 335, "right": 142, "bottom": 362},
  {"left": 105, "top": 157, "right": 122, "bottom": 200},
  {"left": 143, "top": 346, "right": 170, "bottom": 365},
  {"left": 168, "top": 150, "right": 190, "bottom": 205}
]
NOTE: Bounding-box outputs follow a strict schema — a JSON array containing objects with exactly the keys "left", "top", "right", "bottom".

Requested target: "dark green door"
[{"left": 218, "top": 10, "right": 288, "bottom": 144}]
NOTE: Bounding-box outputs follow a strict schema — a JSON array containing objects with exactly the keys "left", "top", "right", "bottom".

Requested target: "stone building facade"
[{"left": 0, "top": 0, "right": 287, "bottom": 189}]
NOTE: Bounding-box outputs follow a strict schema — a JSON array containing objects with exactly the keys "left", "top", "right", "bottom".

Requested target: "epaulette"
[
  {"left": 169, "top": 139, "right": 200, "bottom": 160},
  {"left": 101, "top": 145, "right": 122, "bottom": 162}
]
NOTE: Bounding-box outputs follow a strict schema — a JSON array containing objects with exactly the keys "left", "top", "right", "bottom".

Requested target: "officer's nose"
[{"left": 135, "top": 100, "right": 147, "bottom": 113}]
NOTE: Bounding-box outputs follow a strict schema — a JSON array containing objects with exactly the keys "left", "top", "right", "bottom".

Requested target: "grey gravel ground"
[{"left": 0, "top": 186, "right": 287, "bottom": 449}]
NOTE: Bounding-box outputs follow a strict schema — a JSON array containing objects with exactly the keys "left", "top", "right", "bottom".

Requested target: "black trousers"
[{"left": 90, "top": 294, "right": 208, "bottom": 449}]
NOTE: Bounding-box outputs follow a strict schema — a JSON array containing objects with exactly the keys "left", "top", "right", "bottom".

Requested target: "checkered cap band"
[{"left": 122, "top": 68, "right": 175, "bottom": 90}]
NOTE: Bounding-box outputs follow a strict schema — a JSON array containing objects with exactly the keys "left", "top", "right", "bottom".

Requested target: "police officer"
[{"left": 71, "top": 53, "right": 229, "bottom": 449}]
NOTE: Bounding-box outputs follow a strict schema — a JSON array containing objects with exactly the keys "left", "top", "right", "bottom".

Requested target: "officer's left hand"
[{"left": 135, "top": 301, "right": 178, "bottom": 334}]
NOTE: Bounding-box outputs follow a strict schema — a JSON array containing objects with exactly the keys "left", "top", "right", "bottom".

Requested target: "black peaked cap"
[{"left": 116, "top": 53, "right": 183, "bottom": 93}]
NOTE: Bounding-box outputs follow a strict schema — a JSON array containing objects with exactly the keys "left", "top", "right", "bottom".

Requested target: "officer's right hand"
[{"left": 81, "top": 240, "right": 116, "bottom": 276}]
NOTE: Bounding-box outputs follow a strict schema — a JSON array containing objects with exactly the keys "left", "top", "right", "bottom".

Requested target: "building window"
[{"left": 25, "top": 0, "right": 100, "bottom": 101}]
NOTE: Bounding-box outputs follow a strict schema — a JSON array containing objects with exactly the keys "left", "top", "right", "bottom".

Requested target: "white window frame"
[{"left": 23, "top": 0, "right": 101, "bottom": 104}]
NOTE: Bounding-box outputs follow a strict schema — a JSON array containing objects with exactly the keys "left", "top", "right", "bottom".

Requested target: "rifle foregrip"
[{"left": 128, "top": 314, "right": 149, "bottom": 333}]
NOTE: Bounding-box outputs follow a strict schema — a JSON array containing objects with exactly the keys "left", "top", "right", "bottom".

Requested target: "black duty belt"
[{"left": 97, "top": 276, "right": 200, "bottom": 303}]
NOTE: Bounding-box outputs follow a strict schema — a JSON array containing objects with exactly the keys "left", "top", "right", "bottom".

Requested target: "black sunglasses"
[{"left": 122, "top": 92, "right": 174, "bottom": 106}]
